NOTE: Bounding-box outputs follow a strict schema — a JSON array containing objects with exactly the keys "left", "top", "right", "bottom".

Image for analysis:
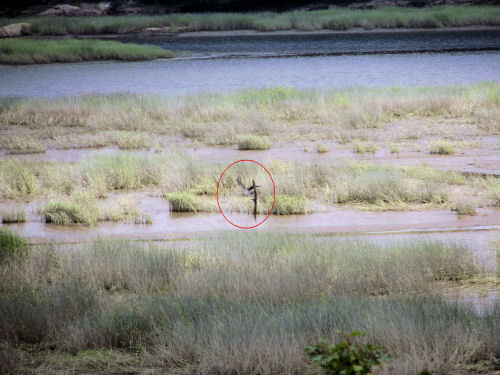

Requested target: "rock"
[
  {"left": 0, "top": 23, "right": 31, "bottom": 38},
  {"left": 38, "top": 4, "right": 81, "bottom": 16}
]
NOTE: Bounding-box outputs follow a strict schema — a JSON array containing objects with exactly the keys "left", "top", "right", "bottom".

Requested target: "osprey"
[{"left": 237, "top": 177, "right": 260, "bottom": 220}]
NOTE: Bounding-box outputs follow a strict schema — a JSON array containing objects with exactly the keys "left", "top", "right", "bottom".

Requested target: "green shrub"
[
  {"left": 237, "top": 135, "right": 272, "bottom": 150},
  {"left": 306, "top": 331, "right": 384, "bottom": 375},
  {"left": 451, "top": 200, "right": 476, "bottom": 216},
  {"left": 0, "top": 228, "right": 28, "bottom": 261}
]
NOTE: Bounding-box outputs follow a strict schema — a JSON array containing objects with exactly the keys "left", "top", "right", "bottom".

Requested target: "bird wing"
[{"left": 236, "top": 177, "right": 246, "bottom": 190}]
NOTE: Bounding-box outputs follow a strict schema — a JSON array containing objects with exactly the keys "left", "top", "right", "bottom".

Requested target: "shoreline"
[{"left": 76, "top": 25, "right": 500, "bottom": 39}]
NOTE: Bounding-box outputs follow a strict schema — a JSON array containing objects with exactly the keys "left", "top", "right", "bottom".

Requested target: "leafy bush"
[
  {"left": 316, "top": 143, "right": 329, "bottom": 153},
  {"left": 306, "top": 331, "right": 383, "bottom": 375},
  {"left": 0, "top": 228, "right": 28, "bottom": 261}
]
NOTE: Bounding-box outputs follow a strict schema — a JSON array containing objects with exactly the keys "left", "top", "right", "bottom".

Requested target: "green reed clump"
[
  {"left": 0, "top": 228, "right": 28, "bottom": 261},
  {"left": 0, "top": 38, "right": 174, "bottom": 65},
  {"left": 270, "top": 194, "right": 307, "bottom": 215},
  {"left": 0, "top": 208, "right": 26, "bottom": 223},
  {"left": 237, "top": 134, "right": 272, "bottom": 150}
]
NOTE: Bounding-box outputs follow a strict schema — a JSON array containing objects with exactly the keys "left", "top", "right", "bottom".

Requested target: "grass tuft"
[
  {"left": 351, "top": 140, "right": 377, "bottom": 154},
  {"left": 0, "top": 208, "right": 26, "bottom": 223},
  {"left": 429, "top": 140, "right": 455, "bottom": 155},
  {"left": 237, "top": 134, "right": 272, "bottom": 150},
  {"left": 316, "top": 143, "right": 329, "bottom": 153},
  {"left": 0, "top": 228, "right": 28, "bottom": 261}
]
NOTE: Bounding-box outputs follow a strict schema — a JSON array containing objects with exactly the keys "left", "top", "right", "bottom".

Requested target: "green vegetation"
[
  {"left": 306, "top": 332, "right": 383, "bottom": 375},
  {"left": 0, "top": 152, "right": 494, "bottom": 213},
  {"left": 352, "top": 140, "right": 377, "bottom": 154},
  {"left": 1, "top": 84, "right": 498, "bottom": 151},
  {"left": 271, "top": 194, "right": 307, "bottom": 214},
  {"left": 316, "top": 143, "right": 329, "bottom": 153},
  {"left": 0, "top": 234, "right": 496, "bottom": 374},
  {"left": 0, "top": 38, "right": 174, "bottom": 65},
  {"left": 0, "top": 208, "right": 26, "bottom": 223},
  {"left": 164, "top": 191, "right": 215, "bottom": 212},
  {"left": 0, "top": 228, "right": 28, "bottom": 261},
  {"left": 237, "top": 134, "right": 272, "bottom": 150},
  {"left": 41, "top": 193, "right": 99, "bottom": 225},
  {"left": 451, "top": 199, "right": 477, "bottom": 216},
  {"left": 2, "top": 6, "right": 499, "bottom": 36},
  {"left": 429, "top": 140, "right": 455, "bottom": 155}
]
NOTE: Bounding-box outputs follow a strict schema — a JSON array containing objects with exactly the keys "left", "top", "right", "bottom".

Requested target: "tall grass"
[
  {"left": 0, "top": 234, "right": 497, "bottom": 374},
  {"left": 0, "top": 151, "right": 490, "bottom": 211},
  {"left": 1, "top": 6, "right": 499, "bottom": 35},
  {"left": 1, "top": 84, "right": 498, "bottom": 151},
  {"left": 0, "top": 38, "right": 174, "bottom": 64}
]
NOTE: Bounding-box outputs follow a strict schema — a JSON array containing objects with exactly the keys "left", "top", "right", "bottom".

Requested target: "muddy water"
[{"left": 2, "top": 195, "right": 499, "bottom": 242}]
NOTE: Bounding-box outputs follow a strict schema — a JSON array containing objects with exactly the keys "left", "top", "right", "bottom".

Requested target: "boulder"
[
  {"left": 38, "top": 4, "right": 81, "bottom": 16},
  {"left": 0, "top": 23, "right": 31, "bottom": 38}
]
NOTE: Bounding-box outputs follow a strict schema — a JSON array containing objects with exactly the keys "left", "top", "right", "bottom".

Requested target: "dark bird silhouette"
[{"left": 237, "top": 177, "right": 260, "bottom": 220}]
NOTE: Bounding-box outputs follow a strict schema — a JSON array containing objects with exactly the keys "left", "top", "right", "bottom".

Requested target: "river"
[{"left": 0, "top": 29, "right": 499, "bottom": 97}]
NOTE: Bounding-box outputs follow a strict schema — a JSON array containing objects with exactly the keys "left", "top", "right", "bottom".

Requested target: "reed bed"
[
  {"left": 1, "top": 84, "right": 498, "bottom": 151},
  {"left": 1, "top": 5, "right": 499, "bottom": 35},
  {"left": 0, "top": 151, "right": 493, "bottom": 214},
  {"left": 0, "top": 234, "right": 497, "bottom": 374}
]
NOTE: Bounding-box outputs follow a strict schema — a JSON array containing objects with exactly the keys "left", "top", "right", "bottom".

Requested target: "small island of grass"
[{"left": 0, "top": 38, "right": 174, "bottom": 64}]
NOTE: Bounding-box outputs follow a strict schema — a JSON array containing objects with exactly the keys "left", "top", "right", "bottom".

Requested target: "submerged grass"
[
  {"left": 2, "top": 6, "right": 499, "bottom": 35},
  {"left": 0, "top": 233, "right": 496, "bottom": 374},
  {"left": 0, "top": 38, "right": 174, "bottom": 65}
]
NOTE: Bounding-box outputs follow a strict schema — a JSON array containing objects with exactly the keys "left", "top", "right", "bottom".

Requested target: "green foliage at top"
[
  {"left": 306, "top": 331, "right": 384, "bottom": 375},
  {"left": 0, "top": 38, "right": 174, "bottom": 65},
  {"left": 0, "top": 228, "right": 28, "bottom": 261}
]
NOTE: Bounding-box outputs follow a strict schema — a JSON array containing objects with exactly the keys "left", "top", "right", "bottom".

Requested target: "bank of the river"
[
  {"left": 1, "top": 5, "right": 499, "bottom": 36},
  {"left": 0, "top": 38, "right": 174, "bottom": 64}
]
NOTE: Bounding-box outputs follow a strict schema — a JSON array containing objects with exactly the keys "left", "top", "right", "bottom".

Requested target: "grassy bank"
[
  {"left": 1, "top": 83, "right": 499, "bottom": 151},
  {"left": 1, "top": 6, "right": 499, "bottom": 35},
  {"left": 0, "top": 233, "right": 497, "bottom": 374},
  {"left": 0, "top": 38, "right": 174, "bottom": 64}
]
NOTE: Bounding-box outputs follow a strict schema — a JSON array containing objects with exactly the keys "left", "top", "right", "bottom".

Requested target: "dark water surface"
[
  {"left": 0, "top": 30, "right": 499, "bottom": 97},
  {"left": 120, "top": 29, "right": 500, "bottom": 58}
]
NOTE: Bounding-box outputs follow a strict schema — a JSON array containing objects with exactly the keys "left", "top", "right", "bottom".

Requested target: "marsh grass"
[
  {"left": 352, "top": 139, "right": 377, "bottom": 154},
  {"left": 1, "top": 84, "right": 498, "bottom": 152},
  {"left": 269, "top": 194, "right": 307, "bottom": 214},
  {"left": 3, "top": 5, "right": 499, "bottom": 36},
  {"left": 429, "top": 140, "right": 455, "bottom": 155},
  {"left": 316, "top": 143, "right": 329, "bottom": 153},
  {"left": 41, "top": 192, "right": 99, "bottom": 225},
  {"left": 0, "top": 234, "right": 496, "bottom": 374},
  {"left": 0, "top": 152, "right": 494, "bottom": 212},
  {"left": 0, "top": 38, "right": 175, "bottom": 65},
  {"left": 164, "top": 191, "right": 216, "bottom": 212},
  {"left": 237, "top": 134, "right": 272, "bottom": 150},
  {"left": 0, "top": 228, "right": 28, "bottom": 261},
  {"left": 451, "top": 198, "right": 477, "bottom": 216},
  {"left": 0, "top": 207, "right": 26, "bottom": 223}
]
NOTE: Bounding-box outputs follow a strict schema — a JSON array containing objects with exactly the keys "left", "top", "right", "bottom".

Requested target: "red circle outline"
[{"left": 217, "top": 160, "right": 275, "bottom": 229}]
